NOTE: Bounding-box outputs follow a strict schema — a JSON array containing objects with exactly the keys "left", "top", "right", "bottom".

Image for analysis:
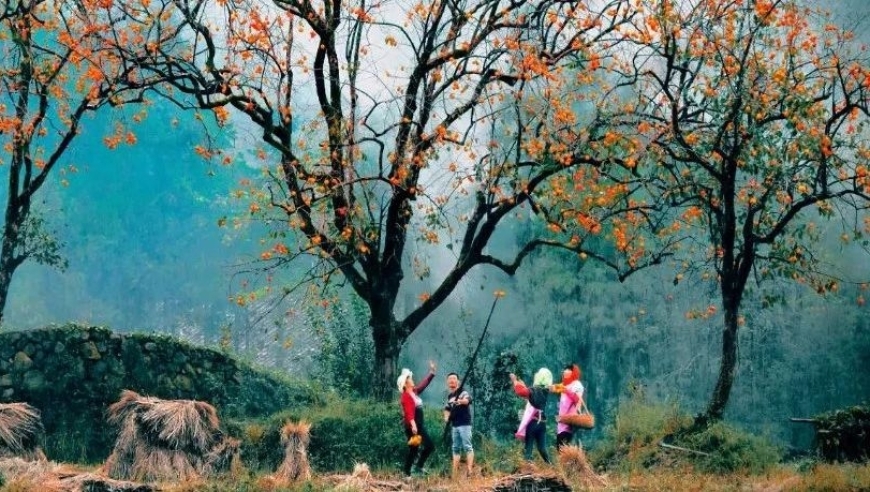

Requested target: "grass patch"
[
  {"left": 589, "top": 395, "right": 691, "bottom": 472},
  {"left": 225, "top": 394, "right": 527, "bottom": 476},
  {"left": 677, "top": 421, "right": 781, "bottom": 474},
  {"left": 590, "top": 394, "right": 781, "bottom": 475}
]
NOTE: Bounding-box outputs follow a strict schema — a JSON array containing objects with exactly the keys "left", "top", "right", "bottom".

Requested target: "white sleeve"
[{"left": 570, "top": 381, "right": 584, "bottom": 399}]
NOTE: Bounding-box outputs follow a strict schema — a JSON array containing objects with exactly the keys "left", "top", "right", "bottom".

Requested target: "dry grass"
[
  {"left": 0, "top": 403, "right": 45, "bottom": 461},
  {"left": 787, "top": 462, "right": 870, "bottom": 491},
  {"left": 322, "top": 463, "right": 407, "bottom": 491},
  {"left": 103, "top": 390, "right": 238, "bottom": 483},
  {"left": 558, "top": 444, "right": 607, "bottom": 488},
  {"left": 273, "top": 420, "right": 312, "bottom": 484},
  {"left": 7, "top": 461, "right": 865, "bottom": 492},
  {"left": 0, "top": 457, "right": 66, "bottom": 483},
  {"left": 0, "top": 457, "right": 156, "bottom": 492}
]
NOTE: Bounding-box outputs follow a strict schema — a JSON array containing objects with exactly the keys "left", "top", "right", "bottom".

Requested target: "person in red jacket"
[{"left": 398, "top": 361, "right": 436, "bottom": 477}]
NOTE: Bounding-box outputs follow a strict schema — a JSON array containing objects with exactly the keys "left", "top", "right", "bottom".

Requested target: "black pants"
[
  {"left": 523, "top": 419, "right": 550, "bottom": 463},
  {"left": 404, "top": 419, "right": 434, "bottom": 475},
  {"left": 556, "top": 430, "right": 574, "bottom": 449}
]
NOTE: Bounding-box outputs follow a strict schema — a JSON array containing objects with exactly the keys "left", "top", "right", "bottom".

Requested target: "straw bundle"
[
  {"left": 274, "top": 420, "right": 312, "bottom": 483},
  {"left": 104, "top": 390, "right": 236, "bottom": 483},
  {"left": 0, "top": 403, "right": 45, "bottom": 461},
  {"left": 323, "top": 462, "right": 406, "bottom": 491},
  {"left": 558, "top": 444, "right": 607, "bottom": 488},
  {"left": 204, "top": 435, "right": 242, "bottom": 477}
]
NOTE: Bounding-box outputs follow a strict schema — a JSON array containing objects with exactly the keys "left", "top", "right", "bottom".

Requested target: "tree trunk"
[
  {"left": 0, "top": 267, "right": 10, "bottom": 327},
  {"left": 703, "top": 300, "right": 740, "bottom": 422},
  {"left": 0, "top": 226, "right": 20, "bottom": 327},
  {"left": 371, "top": 315, "right": 405, "bottom": 400}
]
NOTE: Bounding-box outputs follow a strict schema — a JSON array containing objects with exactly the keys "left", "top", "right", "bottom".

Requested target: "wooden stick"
[
  {"left": 442, "top": 294, "right": 501, "bottom": 443},
  {"left": 659, "top": 442, "right": 711, "bottom": 456}
]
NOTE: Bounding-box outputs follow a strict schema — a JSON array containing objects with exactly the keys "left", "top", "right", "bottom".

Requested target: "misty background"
[{"left": 2, "top": 0, "right": 870, "bottom": 453}]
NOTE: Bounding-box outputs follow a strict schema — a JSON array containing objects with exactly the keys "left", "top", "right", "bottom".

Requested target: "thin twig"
[{"left": 659, "top": 442, "right": 711, "bottom": 457}]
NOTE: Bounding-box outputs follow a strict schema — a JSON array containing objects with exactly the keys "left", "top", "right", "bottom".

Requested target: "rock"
[
  {"left": 22, "top": 371, "right": 45, "bottom": 391},
  {"left": 82, "top": 341, "right": 102, "bottom": 360},
  {"left": 13, "top": 351, "right": 33, "bottom": 370},
  {"left": 175, "top": 375, "right": 193, "bottom": 391},
  {"left": 1, "top": 388, "right": 13, "bottom": 399},
  {"left": 173, "top": 352, "right": 188, "bottom": 365},
  {"left": 144, "top": 342, "right": 157, "bottom": 352},
  {"left": 0, "top": 374, "right": 12, "bottom": 387},
  {"left": 91, "top": 361, "right": 107, "bottom": 378},
  {"left": 54, "top": 342, "right": 66, "bottom": 354}
]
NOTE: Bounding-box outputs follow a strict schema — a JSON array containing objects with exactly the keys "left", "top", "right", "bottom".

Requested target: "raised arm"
[
  {"left": 510, "top": 373, "right": 530, "bottom": 398},
  {"left": 415, "top": 361, "right": 437, "bottom": 394}
]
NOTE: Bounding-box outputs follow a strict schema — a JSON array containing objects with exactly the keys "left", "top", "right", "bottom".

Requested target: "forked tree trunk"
[{"left": 371, "top": 317, "right": 405, "bottom": 400}]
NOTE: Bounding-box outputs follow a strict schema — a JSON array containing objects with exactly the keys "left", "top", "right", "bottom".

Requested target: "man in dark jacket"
[{"left": 443, "top": 372, "right": 474, "bottom": 477}]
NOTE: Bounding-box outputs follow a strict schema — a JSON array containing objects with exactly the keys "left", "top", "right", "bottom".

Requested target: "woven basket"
[
  {"left": 560, "top": 399, "right": 595, "bottom": 429},
  {"left": 560, "top": 411, "right": 595, "bottom": 429}
]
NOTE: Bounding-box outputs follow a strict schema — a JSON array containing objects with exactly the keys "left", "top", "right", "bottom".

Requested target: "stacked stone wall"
[{"left": 0, "top": 324, "right": 317, "bottom": 463}]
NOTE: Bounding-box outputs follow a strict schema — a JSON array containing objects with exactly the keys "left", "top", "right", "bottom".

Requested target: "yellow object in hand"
[
  {"left": 552, "top": 383, "right": 565, "bottom": 394},
  {"left": 408, "top": 435, "right": 422, "bottom": 447}
]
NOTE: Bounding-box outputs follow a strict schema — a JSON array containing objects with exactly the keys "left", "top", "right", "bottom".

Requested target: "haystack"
[
  {"left": 273, "top": 420, "right": 312, "bottom": 483},
  {"left": 103, "top": 390, "right": 239, "bottom": 482},
  {"left": 558, "top": 444, "right": 607, "bottom": 488},
  {"left": 0, "top": 402, "right": 46, "bottom": 461}
]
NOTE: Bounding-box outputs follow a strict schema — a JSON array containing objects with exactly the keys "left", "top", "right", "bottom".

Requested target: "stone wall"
[{"left": 0, "top": 324, "right": 319, "bottom": 463}]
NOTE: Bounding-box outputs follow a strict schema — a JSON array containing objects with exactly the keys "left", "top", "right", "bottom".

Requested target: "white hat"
[{"left": 397, "top": 368, "right": 413, "bottom": 392}]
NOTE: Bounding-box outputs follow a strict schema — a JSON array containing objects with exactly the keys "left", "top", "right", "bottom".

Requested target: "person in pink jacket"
[{"left": 555, "top": 363, "right": 585, "bottom": 449}]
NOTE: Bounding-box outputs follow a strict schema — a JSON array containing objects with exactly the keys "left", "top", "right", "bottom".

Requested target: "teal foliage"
[
  {"left": 472, "top": 351, "right": 525, "bottom": 440},
  {"left": 3, "top": 98, "right": 257, "bottom": 344},
  {"left": 0, "top": 324, "right": 321, "bottom": 463},
  {"left": 310, "top": 296, "right": 374, "bottom": 398}
]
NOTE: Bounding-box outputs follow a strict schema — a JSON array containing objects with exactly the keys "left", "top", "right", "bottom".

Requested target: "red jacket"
[{"left": 400, "top": 372, "right": 434, "bottom": 424}]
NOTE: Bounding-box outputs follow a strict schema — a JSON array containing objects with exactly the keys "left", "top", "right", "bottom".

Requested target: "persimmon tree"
[
  {"left": 0, "top": 0, "right": 163, "bottom": 323},
  {"left": 98, "top": 0, "right": 687, "bottom": 396},
  {"left": 614, "top": 0, "right": 870, "bottom": 421}
]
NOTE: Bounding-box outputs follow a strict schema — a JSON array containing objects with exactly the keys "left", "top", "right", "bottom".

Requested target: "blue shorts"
[{"left": 451, "top": 425, "right": 473, "bottom": 455}]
